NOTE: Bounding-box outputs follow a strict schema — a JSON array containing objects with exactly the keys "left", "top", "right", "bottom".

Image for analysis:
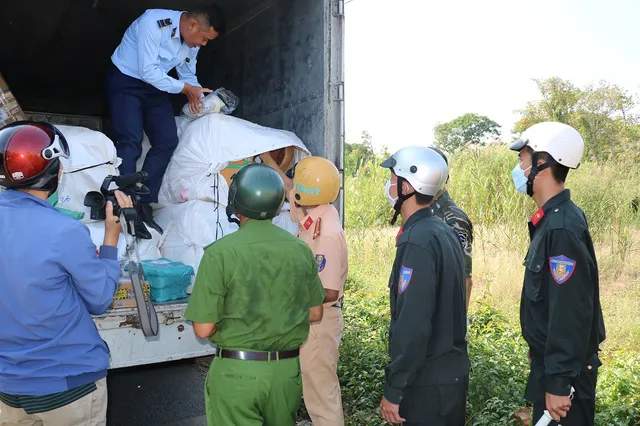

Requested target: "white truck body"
[{"left": 0, "top": 0, "right": 344, "bottom": 368}]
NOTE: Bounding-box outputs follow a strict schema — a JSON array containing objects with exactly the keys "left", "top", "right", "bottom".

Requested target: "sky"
[{"left": 344, "top": 0, "right": 640, "bottom": 152}]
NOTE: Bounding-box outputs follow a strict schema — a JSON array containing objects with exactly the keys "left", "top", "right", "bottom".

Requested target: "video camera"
[{"left": 83, "top": 172, "right": 150, "bottom": 223}]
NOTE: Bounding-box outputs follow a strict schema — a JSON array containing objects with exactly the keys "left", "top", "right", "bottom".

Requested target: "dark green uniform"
[
  {"left": 385, "top": 207, "right": 469, "bottom": 426},
  {"left": 520, "top": 190, "right": 605, "bottom": 426},
  {"left": 433, "top": 190, "right": 473, "bottom": 278},
  {"left": 185, "top": 219, "right": 326, "bottom": 426}
]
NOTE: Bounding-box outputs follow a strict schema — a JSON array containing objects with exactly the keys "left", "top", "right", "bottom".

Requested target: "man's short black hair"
[
  {"left": 537, "top": 152, "right": 569, "bottom": 184},
  {"left": 415, "top": 193, "right": 434, "bottom": 206},
  {"left": 187, "top": 4, "right": 226, "bottom": 34}
]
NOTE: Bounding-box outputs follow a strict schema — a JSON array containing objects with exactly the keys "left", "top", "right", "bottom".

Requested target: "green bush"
[
  {"left": 338, "top": 289, "right": 640, "bottom": 425},
  {"left": 337, "top": 145, "right": 640, "bottom": 424}
]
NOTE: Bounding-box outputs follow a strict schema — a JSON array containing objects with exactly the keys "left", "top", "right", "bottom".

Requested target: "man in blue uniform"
[{"left": 106, "top": 6, "right": 225, "bottom": 234}]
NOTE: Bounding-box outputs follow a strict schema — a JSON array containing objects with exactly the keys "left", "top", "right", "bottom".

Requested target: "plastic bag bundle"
[{"left": 181, "top": 88, "right": 240, "bottom": 119}]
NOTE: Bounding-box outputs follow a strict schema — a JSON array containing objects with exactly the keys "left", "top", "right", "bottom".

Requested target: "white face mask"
[
  {"left": 385, "top": 180, "right": 398, "bottom": 208},
  {"left": 511, "top": 163, "right": 532, "bottom": 193}
]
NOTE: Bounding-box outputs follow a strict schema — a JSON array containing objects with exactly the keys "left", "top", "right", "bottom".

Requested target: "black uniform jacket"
[
  {"left": 520, "top": 190, "right": 606, "bottom": 400},
  {"left": 384, "top": 207, "right": 469, "bottom": 405}
]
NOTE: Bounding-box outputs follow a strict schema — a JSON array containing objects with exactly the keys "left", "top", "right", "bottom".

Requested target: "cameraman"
[{"left": 0, "top": 121, "right": 131, "bottom": 426}]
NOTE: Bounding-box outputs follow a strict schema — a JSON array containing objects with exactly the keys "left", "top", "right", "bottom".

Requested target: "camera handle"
[{"left": 122, "top": 210, "right": 159, "bottom": 338}]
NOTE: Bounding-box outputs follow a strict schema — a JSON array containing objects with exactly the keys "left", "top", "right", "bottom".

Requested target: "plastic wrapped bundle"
[{"left": 181, "top": 88, "right": 240, "bottom": 118}]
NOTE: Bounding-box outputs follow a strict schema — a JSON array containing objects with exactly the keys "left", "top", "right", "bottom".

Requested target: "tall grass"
[{"left": 337, "top": 145, "right": 640, "bottom": 424}]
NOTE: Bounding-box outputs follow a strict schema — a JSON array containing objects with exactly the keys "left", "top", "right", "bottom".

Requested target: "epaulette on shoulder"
[{"left": 157, "top": 18, "right": 172, "bottom": 29}]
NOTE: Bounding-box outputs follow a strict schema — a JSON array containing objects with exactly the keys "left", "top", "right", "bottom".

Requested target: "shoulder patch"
[
  {"left": 549, "top": 255, "right": 576, "bottom": 285},
  {"left": 171, "top": 27, "right": 177, "bottom": 38},
  {"left": 315, "top": 254, "right": 326, "bottom": 273},
  {"left": 157, "top": 18, "right": 172, "bottom": 29},
  {"left": 398, "top": 266, "right": 413, "bottom": 294}
]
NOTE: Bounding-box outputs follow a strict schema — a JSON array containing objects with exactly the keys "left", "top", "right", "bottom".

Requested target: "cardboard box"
[
  {"left": 0, "top": 74, "right": 28, "bottom": 128},
  {"left": 110, "top": 277, "right": 151, "bottom": 309}
]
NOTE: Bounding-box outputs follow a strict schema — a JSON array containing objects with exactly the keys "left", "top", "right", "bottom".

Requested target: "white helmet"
[
  {"left": 509, "top": 121, "right": 584, "bottom": 169},
  {"left": 381, "top": 145, "right": 449, "bottom": 196}
]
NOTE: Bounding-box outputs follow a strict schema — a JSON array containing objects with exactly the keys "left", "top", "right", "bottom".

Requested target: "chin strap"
[
  {"left": 226, "top": 205, "right": 241, "bottom": 225},
  {"left": 525, "top": 153, "right": 554, "bottom": 197},
  {"left": 390, "top": 177, "right": 416, "bottom": 225}
]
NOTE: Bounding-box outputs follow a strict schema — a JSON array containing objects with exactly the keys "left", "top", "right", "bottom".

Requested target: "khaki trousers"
[
  {"left": 0, "top": 379, "right": 107, "bottom": 426},
  {"left": 300, "top": 306, "right": 345, "bottom": 426}
]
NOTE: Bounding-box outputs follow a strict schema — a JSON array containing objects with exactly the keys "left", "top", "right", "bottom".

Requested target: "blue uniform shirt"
[
  {"left": 0, "top": 190, "right": 121, "bottom": 395},
  {"left": 111, "top": 9, "right": 202, "bottom": 94}
]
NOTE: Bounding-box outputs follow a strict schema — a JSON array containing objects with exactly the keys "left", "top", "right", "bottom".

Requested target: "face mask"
[
  {"left": 511, "top": 163, "right": 531, "bottom": 194},
  {"left": 385, "top": 180, "right": 398, "bottom": 208}
]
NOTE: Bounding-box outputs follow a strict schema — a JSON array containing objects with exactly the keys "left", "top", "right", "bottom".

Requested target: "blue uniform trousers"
[{"left": 105, "top": 62, "right": 179, "bottom": 203}]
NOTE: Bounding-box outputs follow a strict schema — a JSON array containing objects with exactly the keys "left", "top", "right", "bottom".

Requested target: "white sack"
[
  {"left": 136, "top": 116, "right": 193, "bottom": 171},
  {"left": 156, "top": 114, "right": 310, "bottom": 208},
  {"left": 85, "top": 222, "right": 162, "bottom": 265},
  {"left": 56, "top": 125, "right": 121, "bottom": 223},
  {"left": 155, "top": 200, "right": 299, "bottom": 281},
  {"left": 154, "top": 200, "right": 239, "bottom": 274}
]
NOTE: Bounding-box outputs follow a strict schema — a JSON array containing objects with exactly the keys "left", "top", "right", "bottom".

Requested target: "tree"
[
  {"left": 513, "top": 77, "right": 581, "bottom": 134},
  {"left": 344, "top": 130, "right": 376, "bottom": 176},
  {"left": 513, "top": 77, "right": 640, "bottom": 162},
  {"left": 433, "top": 113, "right": 501, "bottom": 152}
]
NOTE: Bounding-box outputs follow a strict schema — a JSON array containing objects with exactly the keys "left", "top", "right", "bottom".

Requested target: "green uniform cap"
[{"left": 227, "top": 163, "right": 285, "bottom": 220}]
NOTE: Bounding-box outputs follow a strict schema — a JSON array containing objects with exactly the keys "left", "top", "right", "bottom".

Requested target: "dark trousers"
[
  {"left": 105, "top": 63, "right": 179, "bottom": 203},
  {"left": 533, "top": 397, "right": 595, "bottom": 426},
  {"left": 398, "top": 375, "right": 468, "bottom": 426},
  {"left": 527, "top": 355, "right": 598, "bottom": 426}
]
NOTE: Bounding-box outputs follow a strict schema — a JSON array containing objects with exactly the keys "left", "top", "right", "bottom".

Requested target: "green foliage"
[
  {"left": 339, "top": 284, "right": 640, "bottom": 425},
  {"left": 345, "top": 131, "right": 376, "bottom": 177},
  {"left": 513, "top": 77, "right": 640, "bottom": 163},
  {"left": 338, "top": 145, "right": 640, "bottom": 424},
  {"left": 434, "top": 113, "right": 501, "bottom": 152}
]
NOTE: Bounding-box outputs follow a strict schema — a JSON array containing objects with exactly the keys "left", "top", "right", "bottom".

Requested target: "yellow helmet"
[{"left": 292, "top": 156, "right": 341, "bottom": 206}]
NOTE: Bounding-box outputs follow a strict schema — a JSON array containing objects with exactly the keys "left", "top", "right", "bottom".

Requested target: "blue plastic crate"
[{"left": 125, "top": 258, "right": 194, "bottom": 302}]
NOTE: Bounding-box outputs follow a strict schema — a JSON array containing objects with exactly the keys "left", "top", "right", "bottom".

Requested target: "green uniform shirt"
[
  {"left": 520, "top": 190, "right": 606, "bottom": 400},
  {"left": 185, "top": 219, "right": 326, "bottom": 352},
  {"left": 384, "top": 207, "right": 470, "bottom": 405},
  {"left": 433, "top": 190, "right": 473, "bottom": 277}
]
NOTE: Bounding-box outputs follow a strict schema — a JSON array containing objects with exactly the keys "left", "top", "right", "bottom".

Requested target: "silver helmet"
[
  {"left": 380, "top": 145, "right": 449, "bottom": 224},
  {"left": 381, "top": 145, "right": 449, "bottom": 196}
]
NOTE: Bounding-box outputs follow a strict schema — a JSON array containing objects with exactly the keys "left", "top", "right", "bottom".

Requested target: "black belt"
[{"left": 215, "top": 348, "right": 299, "bottom": 361}]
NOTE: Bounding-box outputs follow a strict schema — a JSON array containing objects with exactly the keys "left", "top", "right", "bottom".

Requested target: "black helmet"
[
  {"left": 0, "top": 121, "right": 69, "bottom": 192},
  {"left": 226, "top": 163, "right": 285, "bottom": 222}
]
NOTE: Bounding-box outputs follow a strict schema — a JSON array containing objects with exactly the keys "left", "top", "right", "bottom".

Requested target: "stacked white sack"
[
  {"left": 136, "top": 116, "right": 193, "bottom": 172},
  {"left": 85, "top": 222, "right": 162, "bottom": 265},
  {"left": 154, "top": 200, "right": 299, "bottom": 279},
  {"left": 54, "top": 125, "right": 163, "bottom": 263},
  {"left": 55, "top": 125, "right": 121, "bottom": 223},
  {"left": 154, "top": 113, "right": 311, "bottom": 208}
]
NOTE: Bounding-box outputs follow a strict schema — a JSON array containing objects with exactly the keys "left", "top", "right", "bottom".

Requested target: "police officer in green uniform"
[
  {"left": 509, "top": 122, "right": 605, "bottom": 425},
  {"left": 379, "top": 146, "right": 469, "bottom": 426},
  {"left": 184, "top": 163, "right": 326, "bottom": 426},
  {"left": 430, "top": 146, "right": 474, "bottom": 311}
]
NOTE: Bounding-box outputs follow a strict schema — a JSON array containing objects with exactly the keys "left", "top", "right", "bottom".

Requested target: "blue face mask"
[{"left": 511, "top": 163, "right": 531, "bottom": 193}]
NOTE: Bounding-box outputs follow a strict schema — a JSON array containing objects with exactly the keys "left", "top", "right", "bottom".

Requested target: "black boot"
[{"left": 136, "top": 202, "right": 163, "bottom": 235}]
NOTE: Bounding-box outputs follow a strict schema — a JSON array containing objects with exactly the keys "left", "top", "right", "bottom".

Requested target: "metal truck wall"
[
  {"left": 0, "top": 0, "right": 328, "bottom": 157},
  {"left": 203, "top": 0, "right": 327, "bottom": 156}
]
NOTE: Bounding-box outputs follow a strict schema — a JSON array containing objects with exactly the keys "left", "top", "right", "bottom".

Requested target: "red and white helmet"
[
  {"left": 0, "top": 121, "right": 70, "bottom": 191},
  {"left": 509, "top": 121, "right": 584, "bottom": 169}
]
